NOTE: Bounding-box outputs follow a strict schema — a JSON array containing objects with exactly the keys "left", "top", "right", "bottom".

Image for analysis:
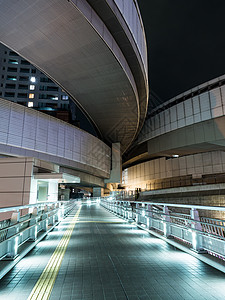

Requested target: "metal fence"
[
  {"left": 101, "top": 198, "right": 225, "bottom": 259},
  {"left": 0, "top": 200, "right": 78, "bottom": 261},
  {"left": 145, "top": 174, "right": 225, "bottom": 191}
]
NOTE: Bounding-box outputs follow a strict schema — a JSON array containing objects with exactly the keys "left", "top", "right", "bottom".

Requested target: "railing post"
[
  {"left": 125, "top": 202, "right": 128, "bottom": 219},
  {"left": 116, "top": 202, "right": 119, "bottom": 215},
  {"left": 190, "top": 208, "right": 204, "bottom": 253},
  {"left": 55, "top": 203, "right": 60, "bottom": 222},
  {"left": 163, "top": 206, "right": 171, "bottom": 238},
  {"left": 6, "top": 211, "right": 20, "bottom": 259},
  {"left": 127, "top": 202, "right": 132, "bottom": 221},
  {"left": 41, "top": 205, "right": 48, "bottom": 232},
  {"left": 122, "top": 202, "right": 126, "bottom": 218},
  {"left": 136, "top": 203, "right": 141, "bottom": 224},
  {"left": 147, "top": 204, "right": 153, "bottom": 229},
  {"left": 49, "top": 204, "right": 55, "bottom": 226},
  {"left": 121, "top": 202, "right": 123, "bottom": 217},
  {"left": 29, "top": 207, "right": 38, "bottom": 241},
  {"left": 60, "top": 202, "right": 65, "bottom": 219}
]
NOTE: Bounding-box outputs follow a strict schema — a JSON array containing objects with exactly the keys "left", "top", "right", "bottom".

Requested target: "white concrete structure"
[
  {"left": 123, "top": 150, "right": 225, "bottom": 191},
  {"left": 123, "top": 75, "right": 225, "bottom": 208},
  {"left": 0, "top": 0, "right": 148, "bottom": 207},
  {"left": 0, "top": 0, "right": 148, "bottom": 153},
  {"left": 0, "top": 98, "right": 110, "bottom": 178}
]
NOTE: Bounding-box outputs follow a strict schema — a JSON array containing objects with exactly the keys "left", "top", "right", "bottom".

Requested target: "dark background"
[{"left": 138, "top": 0, "right": 225, "bottom": 102}]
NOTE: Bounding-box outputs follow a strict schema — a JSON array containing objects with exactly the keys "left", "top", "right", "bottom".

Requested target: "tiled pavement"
[{"left": 0, "top": 203, "right": 224, "bottom": 300}]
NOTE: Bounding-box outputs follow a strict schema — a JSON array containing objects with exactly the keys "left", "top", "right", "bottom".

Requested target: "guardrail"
[
  {"left": 0, "top": 200, "right": 78, "bottom": 261},
  {"left": 101, "top": 198, "right": 225, "bottom": 259}
]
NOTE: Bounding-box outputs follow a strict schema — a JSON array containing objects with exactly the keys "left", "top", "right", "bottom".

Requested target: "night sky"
[{"left": 138, "top": 0, "right": 225, "bottom": 103}]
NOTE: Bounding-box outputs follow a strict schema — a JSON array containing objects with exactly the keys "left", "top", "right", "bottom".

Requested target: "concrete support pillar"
[
  {"left": 104, "top": 143, "right": 121, "bottom": 184},
  {"left": 93, "top": 187, "right": 104, "bottom": 198}
]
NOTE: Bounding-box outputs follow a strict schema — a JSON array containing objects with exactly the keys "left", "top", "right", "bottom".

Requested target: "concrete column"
[
  {"left": 0, "top": 157, "right": 34, "bottom": 219},
  {"left": 104, "top": 143, "right": 121, "bottom": 184},
  {"left": 93, "top": 187, "right": 104, "bottom": 197}
]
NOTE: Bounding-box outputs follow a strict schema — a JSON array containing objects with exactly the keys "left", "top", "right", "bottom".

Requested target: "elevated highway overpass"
[{"left": 0, "top": 0, "right": 148, "bottom": 154}]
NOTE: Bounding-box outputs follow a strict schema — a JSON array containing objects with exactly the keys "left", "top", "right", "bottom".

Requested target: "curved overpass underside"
[{"left": 0, "top": 0, "right": 147, "bottom": 153}]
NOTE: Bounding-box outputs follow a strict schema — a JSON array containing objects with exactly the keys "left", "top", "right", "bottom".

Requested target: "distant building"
[{"left": 0, "top": 43, "right": 96, "bottom": 135}]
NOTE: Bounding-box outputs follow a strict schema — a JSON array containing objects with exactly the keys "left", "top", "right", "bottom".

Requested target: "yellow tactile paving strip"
[{"left": 27, "top": 206, "right": 81, "bottom": 300}]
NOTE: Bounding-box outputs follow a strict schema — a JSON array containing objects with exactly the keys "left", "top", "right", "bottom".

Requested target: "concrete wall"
[
  {"left": 123, "top": 150, "right": 225, "bottom": 190},
  {"left": 146, "top": 116, "right": 225, "bottom": 157},
  {"left": 0, "top": 157, "right": 33, "bottom": 209},
  {"left": 0, "top": 98, "right": 111, "bottom": 178},
  {"left": 139, "top": 78, "right": 225, "bottom": 144}
]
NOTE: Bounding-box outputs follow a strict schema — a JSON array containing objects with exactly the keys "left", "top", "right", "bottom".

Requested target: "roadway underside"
[{"left": 0, "top": 203, "right": 224, "bottom": 300}]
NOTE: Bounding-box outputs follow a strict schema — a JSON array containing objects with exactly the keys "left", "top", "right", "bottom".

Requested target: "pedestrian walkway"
[{"left": 0, "top": 202, "right": 224, "bottom": 300}]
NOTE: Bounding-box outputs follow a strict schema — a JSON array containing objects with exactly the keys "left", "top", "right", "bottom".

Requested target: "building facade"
[{"left": 0, "top": 44, "right": 69, "bottom": 117}]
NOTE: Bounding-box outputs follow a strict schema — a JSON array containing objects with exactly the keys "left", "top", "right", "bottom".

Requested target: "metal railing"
[
  {"left": 145, "top": 174, "right": 225, "bottom": 191},
  {"left": 101, "top": 198, "right": 225, "bottom": 259},
  {"left": 0, "top": 200, "right": 78, "bottom": 261}
]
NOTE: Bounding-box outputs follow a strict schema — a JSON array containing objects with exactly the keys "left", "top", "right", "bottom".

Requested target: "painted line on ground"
[{"left": 27, "top": 206, "right": 81, "bottom": 300}]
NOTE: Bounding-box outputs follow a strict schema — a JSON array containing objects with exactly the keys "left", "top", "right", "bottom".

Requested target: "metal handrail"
[
  {"left": 0, "top": 199, "right": 79, "bottom": 261},
  {"left": 101, "top": 197, "right": 225, "bottom": 260}
]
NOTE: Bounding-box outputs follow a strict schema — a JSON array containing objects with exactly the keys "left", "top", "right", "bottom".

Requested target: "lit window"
[
  {"left": 30, "top": 85, "right": 35, "bottom": 90},
  {"left": 30, "top": 76, "right": 36, "bottom": 83},
  {"left": 9, "top": 59, "right": 18, "bottom": 65},
  {"left": 6, "top": 75, "right": 17, "bottom": 81},
  {"left": 29, "top": 93, "right": 34, "bottom": 99},
  {"left": 52, "top": 96, "right": 58, "bottom": 100},
  {"left": 28, "top": 102, "right": 33, "bottom": 107},
  {"left": 62, "top": 95, "right": 69, "bottom": 100}
]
